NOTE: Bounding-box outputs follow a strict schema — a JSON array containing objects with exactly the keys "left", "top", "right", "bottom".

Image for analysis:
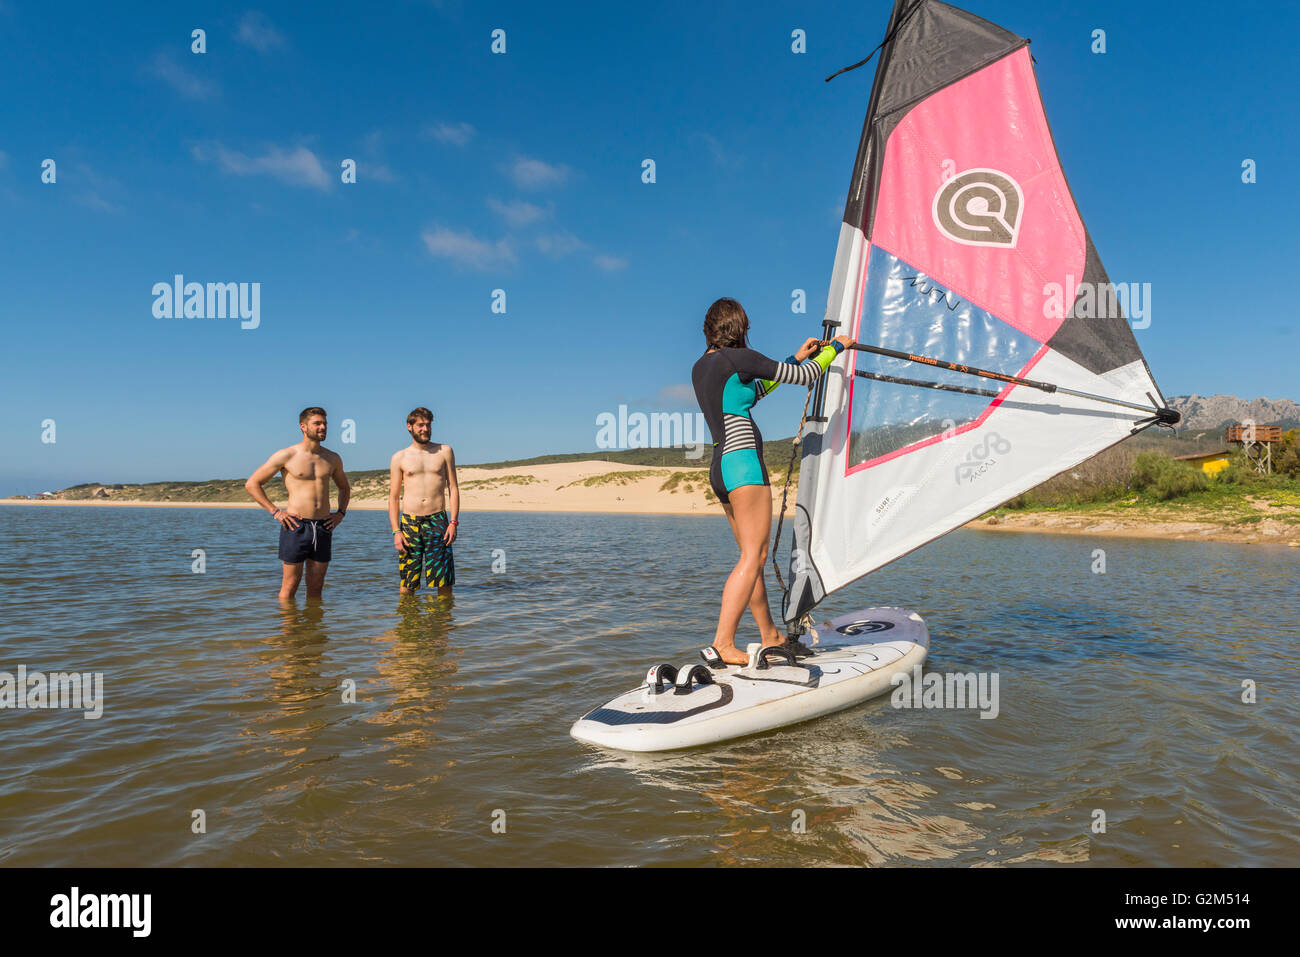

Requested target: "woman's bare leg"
[
  {"left": 749, "top": 570, "right": 786, "bottom": 648},
  {"left": 721, "top": 499, "right": 785, "bottom": 649},
  {"left": 711, "top": 484, "right": 774, "bottom": 664}
]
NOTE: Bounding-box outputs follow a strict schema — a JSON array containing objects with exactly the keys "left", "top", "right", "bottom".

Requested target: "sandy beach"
[
  {"left": 0, "top": 461, "right": 723, "bottom": 516},
  {"left": 972, "top": 510, "right": 1300, "bottom": 546},
  {"left": 4, "top": 459, "right": 1299, "bottom": 546}
]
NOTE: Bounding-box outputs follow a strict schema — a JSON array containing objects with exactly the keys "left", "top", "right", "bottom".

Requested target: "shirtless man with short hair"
[
  {"left": 389, "top": 407, "right": 459, "bottom": 595},
  {"left": 245, "top": 407, "right": 350, "bottom": 600}
]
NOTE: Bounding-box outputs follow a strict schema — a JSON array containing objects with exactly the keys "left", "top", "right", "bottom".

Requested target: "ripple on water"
[{"left": 0, "top": 507, "right": 1296, "bottom": 865}]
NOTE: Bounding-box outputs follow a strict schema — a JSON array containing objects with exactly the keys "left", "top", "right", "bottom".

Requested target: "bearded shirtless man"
[
  {"left": 245, "top": 407, "right": 351, "bottom": 600},
  {"left": 389, "top": 407, "right": 459, "bottom": 595}
]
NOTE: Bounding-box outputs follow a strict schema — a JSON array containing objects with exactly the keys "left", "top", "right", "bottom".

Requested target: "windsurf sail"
[{"left": 782, "top": 0, "right": 1178, "bottom": 625}]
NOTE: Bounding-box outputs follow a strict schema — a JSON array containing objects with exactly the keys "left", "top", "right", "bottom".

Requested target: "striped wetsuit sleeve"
[{"left": 752, "top": 341, "right": 845, "bottom": 398}]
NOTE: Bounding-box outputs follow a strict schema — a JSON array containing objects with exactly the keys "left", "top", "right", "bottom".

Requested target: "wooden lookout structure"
[{"left": 1226, "top": 423, "right": 1282, "bottom": 474}]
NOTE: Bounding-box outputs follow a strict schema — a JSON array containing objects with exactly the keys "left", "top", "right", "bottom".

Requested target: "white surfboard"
[{"left": 570, "top": 607, "right": 928, "bottom": 752}]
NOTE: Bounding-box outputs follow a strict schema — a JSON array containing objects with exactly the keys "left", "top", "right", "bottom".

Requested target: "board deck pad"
[{"left": 570, "top": 607, "right": 928, "bottom": 752}]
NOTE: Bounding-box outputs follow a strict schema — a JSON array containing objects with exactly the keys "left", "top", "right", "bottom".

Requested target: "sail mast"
[{"left": 808, "top": 0, "right": 916, "bottom": 426}]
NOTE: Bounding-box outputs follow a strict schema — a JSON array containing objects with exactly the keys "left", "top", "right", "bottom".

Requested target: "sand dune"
[{"left": 0, "top": 461, "right": 754, "bottom": 516}]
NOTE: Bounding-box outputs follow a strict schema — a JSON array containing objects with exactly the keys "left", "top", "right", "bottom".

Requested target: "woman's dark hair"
[{"left": 703, "top": 298, "right": 749, "bottom": 350}]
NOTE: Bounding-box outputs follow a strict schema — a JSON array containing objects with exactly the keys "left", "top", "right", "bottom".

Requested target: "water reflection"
[
  {"left": 581, "top": 720, "right": 1004, "bottom": 866},
  {"left": 365, "top": 594, "right": 463, "bottom": 746}
]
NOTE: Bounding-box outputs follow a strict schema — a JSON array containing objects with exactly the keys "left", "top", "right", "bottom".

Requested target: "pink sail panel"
[{"left": 868, "top": 47, "right": 1087, "bottom": 346}]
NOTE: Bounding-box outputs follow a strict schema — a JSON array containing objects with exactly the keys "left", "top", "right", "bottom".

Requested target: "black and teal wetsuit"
[{"left": 691, "top": 342, "right": 844, "bottom": 504}]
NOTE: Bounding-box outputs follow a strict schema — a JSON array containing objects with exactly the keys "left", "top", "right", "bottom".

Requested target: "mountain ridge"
[{"left": 1165, "top": 394, "right": 1300, "bottom": 433}]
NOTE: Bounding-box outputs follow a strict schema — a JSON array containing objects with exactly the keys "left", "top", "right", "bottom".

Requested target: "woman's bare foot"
[
  {"left": 710, "top": 643, "right": 750, "bottom": 666},
  {"left": 760, "top": 633, "right": 785, "bottom": 648}
]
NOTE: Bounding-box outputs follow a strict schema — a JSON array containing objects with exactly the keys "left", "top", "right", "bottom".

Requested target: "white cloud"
[
  {"left": 151, "top": 52, "right": 219, "bottom": 100},
  {"left": 696, "top": 132, "right": 741, "bottom": 169},
  {"left": 421, "top": 226, "right": 516, "bottom": 270},
  {"left": 355, "top": 131, "right": 397, "bottom": 182},
  {"left": 507, "top": 155, "right": 570, "bottom": 190},
  {"left": 193, "top": 143, "right": 331, "bottom": 190},
  {"left": 656, "top": 384, "right": 697, "bottom": 405},
  {"left": 66, "top": 162, "right": 123, "bottom": 211},
  {"left": 487, "top": 197, "right": 546, "bottom": 227},
  {"left": 426, "top": 122, "right": 475, "bottom": 146},
  {"left": 593, "top": 253, "right": 627, "bottom": 271},
  {"left": 237, "top": 12, "right": 286, "bottom": 53},
  {"left": 73, "top": 192, "right": 121, "bottom": 213},
  {"left": 535, "top": 232, "right": 586, "bottom": 258}
]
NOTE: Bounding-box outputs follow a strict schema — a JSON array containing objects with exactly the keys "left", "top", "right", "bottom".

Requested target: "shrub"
[
  {"left": 1004, "top": 445, "right": 1134, "bottom": 508},
  {"left": 1277, "top": 429, "right": 1300, "bottom": 477},
  {"left": 1131, "top": 451, "right": 1207, "bottom": 500},
  {"left": 1213, "top": 461, "right": 1259, "bottom": 485}
]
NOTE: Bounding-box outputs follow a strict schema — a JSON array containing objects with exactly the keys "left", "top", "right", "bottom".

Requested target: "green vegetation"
[
  {"left": 1131, "top": 451, "right": 1208, "bottom": 500},
  {"left": 467, "top": 448, "right": 704, "bottom": 469},
  {"left": 1002, "top": 446, "right": 1135, "bottom": 509},
  {"left": 659, "top": 471, "right": 709, "bottom": 493},
  {"left": 994, "top": 442, "right": 1300, "bottom": 522},
  {"left": 558, "top": 470, "right": 670, "bottom": 489},
  {"left": 466, "top": 439, "right": 800, "bottom": 475},
  {"left": 1278, "top": 429, "right": 1300, "bottom": 476},
  {"left": 459, "top": 474, "right": 538, "bottom": 490},
  {"left": 50, "top": 478, "right": 287, "bottom": 502}
]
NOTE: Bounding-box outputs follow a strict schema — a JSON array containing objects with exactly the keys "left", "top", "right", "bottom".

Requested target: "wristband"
[{"left": 450, "top": 520, "right": 459, "bottom": 525}]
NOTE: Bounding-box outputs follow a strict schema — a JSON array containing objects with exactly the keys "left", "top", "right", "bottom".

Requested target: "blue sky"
[{"left": 1, "top": 0, "right": 1295, "bottom": 494}]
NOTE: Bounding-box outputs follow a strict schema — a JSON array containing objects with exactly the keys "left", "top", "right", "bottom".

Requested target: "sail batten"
[{"left": 782, "top": 0, "right": 1174, "bottom": 625}]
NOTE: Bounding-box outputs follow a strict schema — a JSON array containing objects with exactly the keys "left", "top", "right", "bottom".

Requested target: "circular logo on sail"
[
  {"left": 932, "top": 169, "right": 1023, "bottom": 248},
  {"left": 836, "top": 620, "right": 895, "bottom": 636},
  {"left": 954, "top": 430, "right": 1013, "bottom": 484}
]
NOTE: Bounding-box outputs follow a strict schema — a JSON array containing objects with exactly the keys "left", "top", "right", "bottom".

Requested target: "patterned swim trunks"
[{"left": 398, "top": 511, "right": 455, "bottom": 589}]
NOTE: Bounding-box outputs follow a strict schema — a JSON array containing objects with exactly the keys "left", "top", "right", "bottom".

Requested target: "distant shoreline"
[
  {"left": 4, "top": 499, "right": 1297, "bottom": 548},
  {"left": 5, "top": 458, "right": 1298, "bottom": 547},
  {"left": 0, "top": 498, "right": 718, "bottom": 518}
]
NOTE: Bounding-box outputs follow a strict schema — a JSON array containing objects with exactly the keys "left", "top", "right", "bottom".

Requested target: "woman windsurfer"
[{"left": 691, "top": 297, "right": 852, "bottom": 665}]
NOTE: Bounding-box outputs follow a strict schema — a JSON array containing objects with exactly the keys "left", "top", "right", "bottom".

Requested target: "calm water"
[{"left": 0, "top": 505, "right": 1296, "bottom": 867}]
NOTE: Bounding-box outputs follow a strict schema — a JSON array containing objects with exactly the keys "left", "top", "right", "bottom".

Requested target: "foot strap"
[
  {"left": 645, "top": 663, "right": 679, "bottom": 694},
  {"left": 674, "top": 664, "right": 717, "bottom": 695},
  {"left": 699, "top": 646, "right": 728, "bottom": 671},
  {"left": 755, "top": 645, "right": 798, "bottom": 670}
]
